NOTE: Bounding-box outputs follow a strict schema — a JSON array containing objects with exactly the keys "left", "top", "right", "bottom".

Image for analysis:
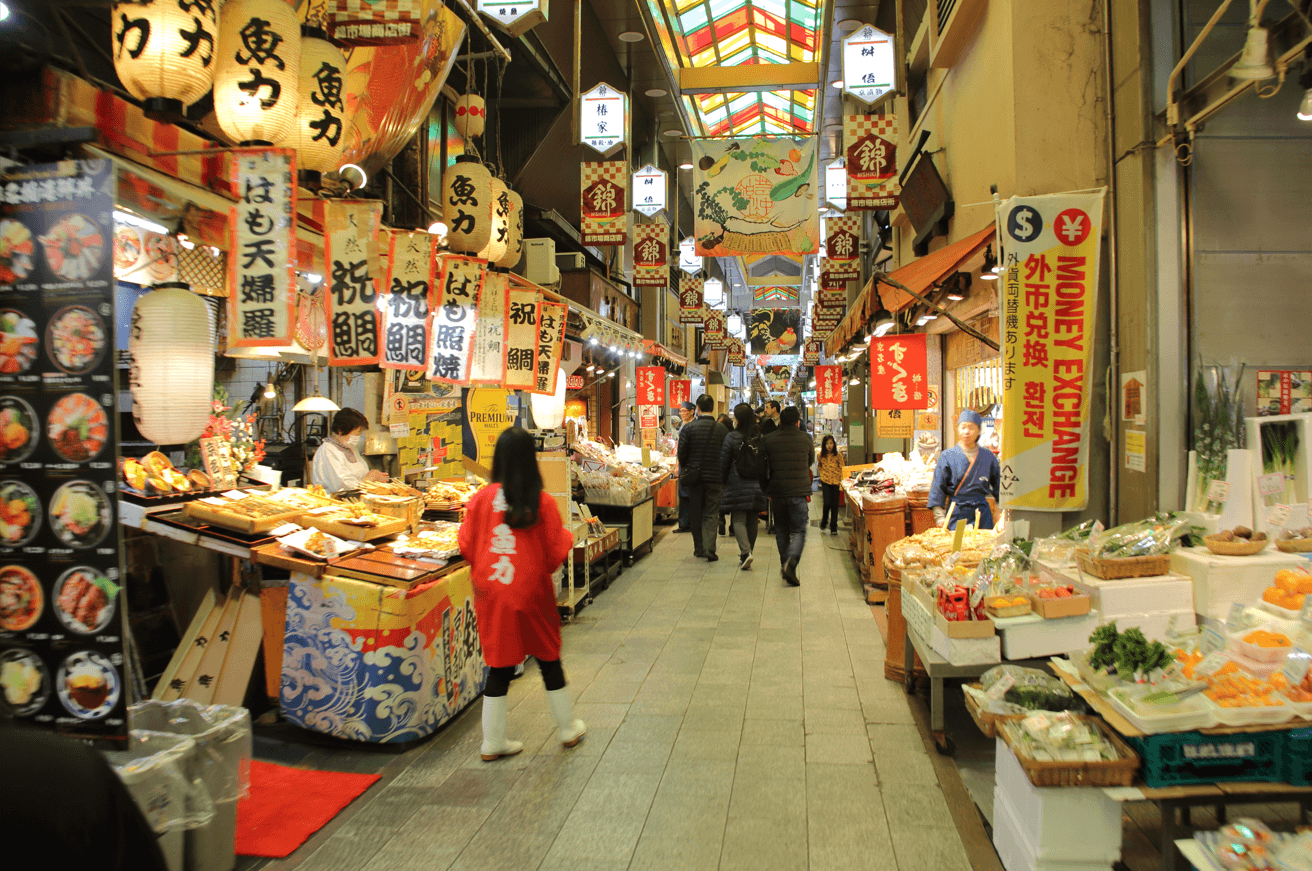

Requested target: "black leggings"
[{"left": 484, "top": 658, "right": 566, "bottom": 697}]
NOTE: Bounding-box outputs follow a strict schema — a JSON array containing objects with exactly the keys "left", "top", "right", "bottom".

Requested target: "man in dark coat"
[
  {"left": 674, "top": 401, "right": 697, "bottom": 532},
  {"left": 761, "top": 406, "right": 814, "bottom": 585},
  {"left": 676, "top": 394, "right": 729, "bottom": 560},
  {"left": 759, "top": 400, "right": 781, "bottom": 435}
]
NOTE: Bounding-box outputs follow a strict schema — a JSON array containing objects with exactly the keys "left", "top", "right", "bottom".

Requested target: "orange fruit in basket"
[
  {"left": 1288, "top": 592, "right": 1307, "bottom": 611},
  {"left": 1263, "top": 587, "right": 1286, "bottom": 606},
  {"left": 1276, "top": 570, "right": 1302, "bottom": 592},
  {"left": 1297, "top": 575, "right": 1312, "bottom": 595}
]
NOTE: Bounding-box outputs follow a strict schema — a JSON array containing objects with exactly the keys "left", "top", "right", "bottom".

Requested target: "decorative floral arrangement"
[{"left": 186, "top": 386, "right": 266, "bottom": 472}]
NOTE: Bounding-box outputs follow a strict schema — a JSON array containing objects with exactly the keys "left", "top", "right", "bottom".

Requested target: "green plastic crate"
[
  {"left": 1284, "top": 727, "right": 1312, "bottom": 786},
  {"left": 1126, "top": 730, "right": 1285, "bottom": 788}
]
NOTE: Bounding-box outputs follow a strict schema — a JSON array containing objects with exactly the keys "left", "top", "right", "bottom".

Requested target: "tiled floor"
[{"left": 270, "top": 510, "right": 975, "bottom": 871}]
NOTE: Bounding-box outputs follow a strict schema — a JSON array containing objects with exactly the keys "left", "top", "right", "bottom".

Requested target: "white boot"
[
  {"left": 480, "top": 695, "right": 524, "bottom": 761},
  {"left": 546, "top": 688, "right": 587, "bottom": 748}
]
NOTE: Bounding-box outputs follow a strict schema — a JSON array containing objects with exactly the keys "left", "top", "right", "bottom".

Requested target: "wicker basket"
[
  {"left": 1203, "top": 535, "right": 1270, "bottom": 556},
  {"left": 1277, "top": 538, "right": 1312, "bottom": 553},
  {"left": 1075, "top": 548, "right": 1171, "bottom": 580},
  {"left": 998, "top": 716, "right": 1140, "bottom": 787}
]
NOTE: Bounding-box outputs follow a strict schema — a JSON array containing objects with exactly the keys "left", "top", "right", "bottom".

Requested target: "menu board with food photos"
[{"left": 0, "top": 159, "right": 127, "bottom": 745}]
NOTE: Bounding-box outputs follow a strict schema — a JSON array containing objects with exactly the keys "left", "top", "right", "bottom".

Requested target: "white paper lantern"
[
  {"left": 496, "top": 188, "right": 524, "bottom": 269},
  {"left": 278, "top": 28, "right": 347, "bottom": 174},
  {"left": 443, "top": 156, "right": 494, "bottom": 255},
  {"left": 454, "top": 94, "right": 485, "bottom": 139},
  {"left": 111, "top": 0, "right": 220, "bottom": 116},
  {"left": 530, "top": 369, "right": 568, "bottom": 429},
  {"left": 214, "top": 0, "right": 301, "bottom": 145},
  {"left": 130, "top": 282, "right": 214, "bottom": 445},
  {"left": 481, "top": 177, "right": 510, "bottom": 264}
]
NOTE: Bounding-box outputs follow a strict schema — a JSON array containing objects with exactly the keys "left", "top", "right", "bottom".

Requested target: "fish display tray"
[
  {"left": 302, "top": 513, "right": 410, "bottom": 542},
  {"left": 182, "top": 500, "right": 302, "bottom": 534}
]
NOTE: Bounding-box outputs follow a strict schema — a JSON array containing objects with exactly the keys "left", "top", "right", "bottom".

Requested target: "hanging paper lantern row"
[
  {"left": 443, "top": 156, "right": 494, "bottom": 255},
  {"left": 481, "top": 177, "right": 509, "bottom": 264},
  {"left": 214, "top": 0, "right": 301, "bottom": 146},
  {"left": 454, "top": 94, "right": 485, "bottom": 139},
  {"left": 496, "top": 188, "right": 524, "bottom": 270},
  {"left": 130, "top": 282, "right": 215, "bottom": 445},
  {"left": 281, "top": 29, "right": 348, "bottom": 174},
  {"left": 111, "top": 0, "right": 220, "bottom": 116}
]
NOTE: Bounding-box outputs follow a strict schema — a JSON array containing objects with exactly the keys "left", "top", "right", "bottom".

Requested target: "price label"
[
  {"left": 390, "top": 423, "right": 408, "bottom": 438},
  {"left": 1193, "top": 651, "right": 1230, "bottom": 678},
  {"left": 1226, "top": 602, "right": 1247, "bottom": 631},
  {"left": 1268, "top": 503, "right": 1293, "bottom": 527},
  {"left": 221, "top": 490, "right": 248, "bottom": 500},
  {"left": 1201, "top": 625, "right": 1226, "bottom": 654},
  {"left": 1257, "top": 472, "right": 1286, "bottom": 498},
  {"left": 200, "top": 497, "right": 229, "bottom": 506},
  {"left": 1281, "top": 648, "right": 1311, "bottom": 686},
  {"left": 986, "top": 674, "right": 1016, "bottom": 700},
  {"left": 270, "top": 523, "right": 302, "bottom": 537},
  {"left": 1207, "top": 480, "right": 1231, "bottom": 504}
]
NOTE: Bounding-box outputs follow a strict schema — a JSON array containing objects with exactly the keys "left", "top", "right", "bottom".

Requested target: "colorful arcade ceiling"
[{"left": 648, "top": 0, "right": 824, "bottom": 137}]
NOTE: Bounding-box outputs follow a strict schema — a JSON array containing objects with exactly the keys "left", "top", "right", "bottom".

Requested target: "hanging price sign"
[{"left": 380, "top": 230, "right": 435, "bottom": 371}]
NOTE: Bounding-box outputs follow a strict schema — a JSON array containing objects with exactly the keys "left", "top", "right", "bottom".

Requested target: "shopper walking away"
[
  {"left": 677, "top": 394, "right": 729, "bottom": 560},
  {"left": 720, "top": 402, "right": 768, "bottom": 569},
  {"left": 761, "top": 406, "right": 814, "bottom": 586},
  {"left": 459, "top": 426, "right": 585, "bottom": 761},
  {"left": 717, "top": 413, "right": 734, "bottom": 536},
  {"left": 818, "top": 435, "right": 844, "bottom": 534},
  {"left": 929, "top": 409, "right": 1001, "bottom": 530},
  {"left": 674, "top": 401, "right": 697, "bottom": 532}
]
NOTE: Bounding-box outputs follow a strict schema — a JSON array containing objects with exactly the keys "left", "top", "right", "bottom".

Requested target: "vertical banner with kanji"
[
  {"left": 845, "top": 114, "right": 901, "bottom": 210},
  {"left": 669, "top": 379, "right": 691, "bottom": 407},
  {"left": 470, "top": 270, "right": 509, "bottom": 386},
  {"left": 427, "top": 255, "right": 484, "bottom": 384},
  {"left": 381, "top": 230, "right": 435, "bottom": 371},
  {"left": 703, "top": 309, "right": 727, "bottom": 349},
  {"left": 636, "top": 366, "right": 666, "bottom": 405},
  {"left": 581, "top": 162, "right": 627, "bottom": 245},
  {"left": 998, "top": 190, "right": 1105, "bottom": 512},
  {"left": 816, "top": 365, "right": 844, "bottom": 404},
  {"left": 533, "top": 300, "right": 567, "bottom": 395},
  {"left": 230, "top": 149, "right": 296, "bottom": 347},
  {"left": 324, "top": 199, "right": 382, "bottom": 365},
  {"left": 822, "top": 215, "right": 861, "bottom": 281},
  {"left": 633, "top": 220, "right": 669, "bottom": 287},
  {"left": 678, "top": 274, "right": 703, "bottom": 323},
  {"left": 727, "top": 338, "right": 745, "bottom": 366},
  {"left": 504, "top": 288, "right": 540, "bottom": 390},
  {"left": 803, "top": 338, "right": 821, "bottom": 365},
  {"left": 870, "top": 334, "right": 928, "bottom": 410}
]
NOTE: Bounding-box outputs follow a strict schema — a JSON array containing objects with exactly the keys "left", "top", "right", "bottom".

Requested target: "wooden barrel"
[
  {"left": 883, "top": 558, "right": 928, "bottom": 684},
  {"left": 864, "top": 495, "right": 908, "bottom": 587}
]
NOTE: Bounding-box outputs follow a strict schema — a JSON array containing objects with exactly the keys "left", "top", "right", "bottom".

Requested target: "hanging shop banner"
[
  {"left": 691, "top": 136, "right": 819, "bottom": 257},
  {"left": 469, "top": 270, "right": 508, "bottom": 386},
  {"left": 846, "top": 114, "right": 901, "bottom": 210},
  {"left": 821, "top": 270, "right": 848, "bottom": 293},
  {"left": 752, "top": 285, "right": 800, "bottom": 307},
  {"left": 427, "top": 255, "right": 485, "bottom": 384},
  {"left": 823, "top": 215, "right": 861, "bottom": 281},
  {"left": 998, "top": 190, "right": 1106, "bottom": 512},
  {"left": 803, "top": 339, "right": 822, "bottom": 365},
  {"left": 636, "top": 366, "right": 666, "bottom": 405},
  {"left": 324, "top": 199, "right": 383, "bottom": 365},
  {"left": 633, "top": 164, "right": 667, "bottom": 217},
  {"left": 870, "top": 334, "right": 928, "bottom": 410},
  {"left": 727, "top": 338, "right": 746, "bottom": 366},
  {"left": 229, "top": 149, "right": 296, "bottom": 347},
  {"left": 0, "top": 159, "right": 130, "bottom": 744},
  {"left": 749, "top": 308, "right": 802, "bottom": 355},
  {"left": 633, "top": 221, "right": 669, "bottom": 288},
  {"left": 703, "top": 308, "right": 728, "bottom": 349},
  {"left": 327, "top": 0, "right": 423, "bottom": 44},
  {"left": 504, "top": 288, "right": 540, "bottom": 391},
  {"left": 763, "top": 366, "right": 792, "bottom": 394},
  {"left": 678, "top": 237, "right": 702, "bottom": 275},
  {"left": 669, "top": 379, "right": 691, "bottom": 407},
  {"left": 816, "top": 365, "right": 844, "bottom": 404},
  {"left": 877, "top": 409, "right": 913, "bottom": 439},
  {"left": 579, "top": 83, "right": 628, "bottom": 157},
  {"left": 581, "top": 162, "right": 627, "bottom": 246},
  {"left": 842, "top": 24, "right": 896, "bottom": 106},
  {"left": 678, "top": 275, "right": 703, "bottom": 324},
  {"left": 533, "top": 301, "right": 567, "bottom": 395},
  {"left": 1256, "top": 370, "right": 1312, "bottom": 416},
  {"left": 818, "top": 288, "right": 846, "bottom": 307},
  {"left": 381, "top": 230, "right": 435, "bottom": 371}
]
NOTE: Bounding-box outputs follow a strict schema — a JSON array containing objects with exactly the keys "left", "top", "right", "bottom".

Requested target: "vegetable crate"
[
  {"left": 1125, "top": 729, "right": 1285, "bottom": 788},
  {"left": 1283, "top": 727, "right": 1312, "bottom": 785}
]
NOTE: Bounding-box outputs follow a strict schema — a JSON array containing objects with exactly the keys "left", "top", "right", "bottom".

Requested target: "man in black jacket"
[
  {"left": 677, "top": 394, "right": 729, "bottom": 560},
  {"left": 759, "top": 400, "right": 781, "bottom": 436},
  {"left": 761, "top": 406, "right": 814, "bottom": 585}
]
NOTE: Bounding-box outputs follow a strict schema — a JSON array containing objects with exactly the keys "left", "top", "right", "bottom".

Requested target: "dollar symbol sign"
[{"left": 1014, "top": 210, "right": 1033, "bottom": 237}]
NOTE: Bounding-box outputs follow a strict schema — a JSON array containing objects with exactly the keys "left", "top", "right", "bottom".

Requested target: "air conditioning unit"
[
  {"left": 522, "top": 238, "right": 559, "bottom": 285},
  {"left": 556, "top": 252, "right": 587, "bottom": 271}
]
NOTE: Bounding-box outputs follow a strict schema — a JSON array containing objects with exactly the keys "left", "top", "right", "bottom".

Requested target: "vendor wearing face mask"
[
  {"left": 311, "top": 408, "right": 390, "bottom": 494},
  {"left": 929, "top": 410, "right": 1001, "bottom": 530}
]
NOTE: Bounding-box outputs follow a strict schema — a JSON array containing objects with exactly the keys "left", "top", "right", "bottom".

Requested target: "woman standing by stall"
[
  {"left": 928, "top": 410, "right": 1001, "bottom": 529},
  {"left": 817, "top": 435, "right": 844, "bottom": 535},
  {"left": 720, "top": 403, "right": 768, "bottom": 569},
  {"left": 458, "top": 426, "right": 586, "bottom": 761},
  {"left": 310, "top": 408, "right": 389, "bottom": 494}
]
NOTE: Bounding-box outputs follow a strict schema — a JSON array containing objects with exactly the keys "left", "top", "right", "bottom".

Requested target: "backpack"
[{"left": 734, "top": 434, "right": 765, "bottom": 482}]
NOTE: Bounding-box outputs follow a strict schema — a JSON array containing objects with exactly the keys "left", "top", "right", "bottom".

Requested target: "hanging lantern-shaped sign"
[
  {"left": 453, "top": 94, "right": 485, "bottom": 139},
  {"left": 111, "top": 0, "right": 220, "bottom": 117},
  {"left": 477, "top": 0, "right": 548, "bottom": 38},
  {"left": 481, "top": 177, "right": 509, "bottom": 264},
  {"left": 579, "top": 82, "right": 628, "bottom": 157},
  {"left": 443, "top": 156, "right": 494, "bottom": 255},
  {"left": 278, "top": 27, "right": 347, "bottom": 177},
  {"left": 632, "top": 164, "right": 667, "bottom": 217},
  {"left": 130, "top": 281, "right": 215, "bottom": 445},
  {"left": 495, "top": 188, "right": 524, "bottom": 269},
  {"left": 214, "top": 0, "right": 301, "bottom": 145}
]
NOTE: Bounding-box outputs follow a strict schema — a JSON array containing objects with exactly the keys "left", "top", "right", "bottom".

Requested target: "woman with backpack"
[{"left": 720, "top": 403, "right": 768, "bottom": 569}]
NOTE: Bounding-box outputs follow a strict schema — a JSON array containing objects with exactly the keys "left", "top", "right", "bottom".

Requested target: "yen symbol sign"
[{"left": 1055, "top": 208, "right": 1092, "bottom": 246}]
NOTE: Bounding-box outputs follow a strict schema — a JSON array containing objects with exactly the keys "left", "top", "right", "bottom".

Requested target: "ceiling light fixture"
[
  {"left": 114, "top": 209, "right": 171, "bottom": 236},
  {"left": 838, "top": 18, "right": 863, "bottom": 31},
  {"left": 979, "top": 244, "right": 999, "bottom": 280},
  {"left": 1232, "top": 14, "right": 1274, "bottom": 80},
  {"left": 679, "top": 161, "right": 694, "bottom": 169},
  {"left": 0, "top": 3, "right": 10, "bottom": 22},
  {"left": 831, "top": 79, "right": 844, "bottom": 89},
  {"left": 427, "top": 220, "right": 448, "bottom": 236},
  {"left": 618, "top": 31, "right": 645, "bottom": 42},
  {"left": 263, "top": 380, "right": 276, "bottom": 399},
  {"left": 662, "top": 128, "right": 684, "bottom": 138},
  {"left": 645, "top": 88, "right": 668, "bottom": 97},
  {"left": 338, "top": 163, "right": 368, "bottom": 190},
  {"left": 292, "top": 395, "right": 340, "bottom": 412},
  {"left": 1299, "top": 60, "right": 1312, "bottom": 119}
]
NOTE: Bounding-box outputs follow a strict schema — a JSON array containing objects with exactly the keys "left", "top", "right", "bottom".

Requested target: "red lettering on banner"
[{"left": 1049, "top": 357, "right": 1085, "bottom": 498}]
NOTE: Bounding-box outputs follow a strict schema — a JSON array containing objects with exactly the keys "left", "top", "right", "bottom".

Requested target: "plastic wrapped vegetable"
[
  {"left": 981, "top": 665, "right": 1083, "bottom": 712},
  {"left": 1088, "top": 514, "right": 1190, "bottom": 559}
]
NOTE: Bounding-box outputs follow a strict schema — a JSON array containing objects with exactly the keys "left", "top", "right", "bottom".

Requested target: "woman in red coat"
[{"left": 458, "top": 426, "right": 585, "bottom": 760}]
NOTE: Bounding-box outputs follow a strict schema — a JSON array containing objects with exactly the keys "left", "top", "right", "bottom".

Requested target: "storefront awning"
[
  {"left": 825, "top": 224, "right": 995, "bottom": 356},
  {"left": 641, "top": 340, "right": 687, "bottom": 367}
]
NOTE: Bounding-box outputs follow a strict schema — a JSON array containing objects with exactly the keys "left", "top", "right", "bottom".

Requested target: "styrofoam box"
[
  {"left": 901, "top": 582, "right": 934, "bottom": 641},
  {"left": 993, "top": 786, "right": 1115, "bottom": 871},
  {"left": 1170, "top": 546, "right": 1305, "bottom": 623},
  {"left": 1077, "top": 573, "right": 1194, "bottom": 619},
  {"left": 995, "top": 738, "right": 1123, "bottom": 865},
  {"left": 1000, "top": 610, "right": 1102, "bottom": 660},
  {"left": 930, "top": 624, "right": 1001, "bottom": 665},
  {"left": 1106, "top": 609, "right": 1196, "bottom": 640}
]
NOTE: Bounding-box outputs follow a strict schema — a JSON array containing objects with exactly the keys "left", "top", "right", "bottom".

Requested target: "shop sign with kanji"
[
  {"left": 579, "top": 83, "right": 627, "bottom": 156},
  {"left": 470, "top": 271, "right": 509, "bottom": 386},
  {"left": 427, "top": 254, "right": 484, "bottom": 384},
  {"left": 816, "top": 365, "right": 843, "bottom": 404},
  {"left": 802, "top": 338, "right": 821, "bottom": 365},
  {"left": 581, "top": 162, "right": 627, "bottom": 245},
  {"left": 869, "top": 333, "right": 927, "bottom": 410},
  {"left": 727, "top": 338, "right": 745, "bottom": 365},
  {"left": 476, "top": 0, "right": 547, "bottom": 37},
  {"left": 633, "top": 221, "right": 668, "bottom": 288},
  {"left": 678, "top": 274, "right": 703, "bottom": 324},
  {"left": 533, "top": 300, "right": 567, "bottom": 395},
  {"left": 633, "top": 164, "right": 666, "bottom": 217},
  {"left": 843, "top": 24, "right": 896, "bottom": 106},
  {"left": 504, "top": 288, "right": 540, "bottom": 390},
  {"left": 823, "top": 215, "right": 861, "bottom": 281},
  {"left": 679, "top": 236, "right": 702, "bottom": 275},
  {"left": 636, "top": 366, "right": 665, "bottom": 405},
  {"left": 703, "top": 308, "right": 728, "bottom": 349},
  {"left": 669, "top": 379, "right": 691, "bottom": 407},
  {"left": 846, "top": 114, "right": 901, "bottom": 210},
  {"left": 229, "top": 149, "right": 296, "bottom": 347},
  {"left": 324, "top": 200, "right": 382, "bottom": 365},
  {"left": 381, "top": 230, "right": 434, "bottom": 371}
]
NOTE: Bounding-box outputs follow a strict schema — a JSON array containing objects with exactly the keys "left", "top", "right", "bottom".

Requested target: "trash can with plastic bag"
[{"left": 104, "top": 731, "right": 216, "bottom": 871}]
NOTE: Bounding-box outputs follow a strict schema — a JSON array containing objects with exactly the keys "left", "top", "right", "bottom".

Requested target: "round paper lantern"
[
  {"left": 214, "top": 0, "right": 301, "bottom": 145},
  {"left": 496, "top": 188, "right": 525, "bottom": 269},
  {"left": 481, "top": 177, "right": 509, "bottom": 264},
  {"left": 130, "top": 282, "right": 214, "bottom": 445},
  {"left": 443, "top": 156, "right": 493, "bottom": 255},
  {"left": 111, "top": 0, "right": 220, "bottom": 116},
  {"left": 277, "top": 28, "right": 347, "bottom": 174},
  {"left": 454, "top": 94, "right": 485, "bottom": 139}
]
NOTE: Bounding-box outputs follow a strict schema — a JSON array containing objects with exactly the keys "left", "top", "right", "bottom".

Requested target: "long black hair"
[
  {"left": 820, "top": 435, "right": 838, "bottom": 458},
  {"left": 733, "top": 402, "right": 758, "bottom": 437},
  {"left": 490, "top": 426, "right": 542, "bottom": 529}
]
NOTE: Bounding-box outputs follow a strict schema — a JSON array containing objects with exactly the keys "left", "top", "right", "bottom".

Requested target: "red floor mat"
[{"left": 235, "top": 760, "right": 381, "bottom": 857}]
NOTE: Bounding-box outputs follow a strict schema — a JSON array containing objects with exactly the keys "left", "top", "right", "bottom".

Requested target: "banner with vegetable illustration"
[
  {"left": 691, "top": 136, "right": 819, "bottom": 257},
  {"left": 998, "top": 190, "right": 1105, "bottom": 512}
]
